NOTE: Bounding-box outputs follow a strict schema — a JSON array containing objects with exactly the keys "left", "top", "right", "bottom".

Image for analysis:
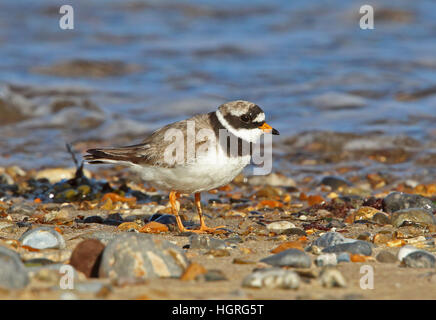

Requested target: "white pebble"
[
  {"left": 315, "top": 254, "right": 338, "bottom": 267},
  {"left": 266, "top": 221, "right": 295, "bottom": 233},
  {"left": 397, "top": 245, "right": 420, "bottom": 262}
]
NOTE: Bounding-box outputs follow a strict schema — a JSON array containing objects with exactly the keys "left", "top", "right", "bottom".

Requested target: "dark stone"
[
  {"left": 283, "top": 228, "right": 307, "bottom": 236},
  {"left": 70, "top": 239, "right": 105, "bottom": 278},
  {"left": 376, "top": 251, "right": 397, "bottom": 263},
  {"left": 130, "top": 190, "right": 150, "bottom": 202},
  {"left": 150, "top": 195, "right": 162, "bottom": 202},
  {"left": 383, "top": 192, "right": 436, "bottom": 213},
  {"left": 322, "top": 240, "right": 373, "bottom": 256},
  {"left": 230, "top": 198, "right": 250, "bottom": 204},
  {"left": 260, "top": 249, "right": 312, "bottom": 268},
  {"left": 320, "top": 176, "right": 352, "bottom": 190},
  {"left": 103, "top": 219, "right": 122, "bottom": 226},
  {"left": 403, "top": 251, "right": 436, "bottom": 268},
  {"left": 16, "top": 221, "right": 32, "bottom": 228},
  {"left": 107, "top": 213, "right": 123, "bottom": 221},
  {"left": 372, "top": 212, "right": 391, "bottom": 225},
  {"left": 153, "top": 214, "right": 177, "bottom": 226},
  {"left": 83, "top": 216, "right": 104, "bottom": 224},
  {"left": 149, "top": 213, "right": 163, "bottom": 222}
]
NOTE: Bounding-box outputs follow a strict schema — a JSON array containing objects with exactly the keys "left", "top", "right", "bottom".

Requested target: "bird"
[{"left": 84, "top": 100, "right": 279, "bottom": 233}]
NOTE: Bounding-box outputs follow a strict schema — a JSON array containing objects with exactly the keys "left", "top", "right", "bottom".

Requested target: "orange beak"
[
  {"left": 259, "top": 122, "right": 279, "bottom": 135},
  {"left": 259, "top": 122, "right": 272, "bottom": 132}
]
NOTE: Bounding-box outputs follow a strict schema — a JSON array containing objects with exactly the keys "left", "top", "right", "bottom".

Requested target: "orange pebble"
[
  {"left": 350, "top": 254, "right": 367, "bottom": 262},
  {"left": 387, "top": 239, "right": 406, "bottom": 247},
  {"left": 101, "top": 192, "right": 136, "bottom": 204},
  {"left": 283, "top": 194, "right": 292, "bottom": 203},
  {"left": 117, "top": 222, "right": 140, "bottom": 231},
  {"left": 257, "top": 200, "right": 283, "bottom": 209},
  {"left": 180, "top": 263, "right": 207, "bottom": 281},
  {"left": 271, "top": 241, "right": 304, "bottom": 253},
  {"left": 139, "top": 221, "right": 169, "bottom": 234},
  {"left": 307, "top": 195, "right": 324, "bottom": 206}
]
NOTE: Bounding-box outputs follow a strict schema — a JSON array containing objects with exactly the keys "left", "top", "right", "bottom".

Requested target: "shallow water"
[{"left": 1, "top": 0, "right": 436, "bottom": 171}]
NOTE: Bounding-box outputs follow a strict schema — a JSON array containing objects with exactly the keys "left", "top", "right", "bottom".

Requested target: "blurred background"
[{"left": 1, "top": 0, "right": 436, "bottom": 181}]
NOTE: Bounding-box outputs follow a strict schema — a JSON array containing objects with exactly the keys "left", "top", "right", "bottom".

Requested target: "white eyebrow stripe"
[{"left": 253, "top": 113, "right": 265, "bottom": 122}]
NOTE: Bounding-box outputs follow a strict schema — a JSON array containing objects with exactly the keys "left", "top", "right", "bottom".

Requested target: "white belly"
[{"left": 130, "top": 152, "right": 250, "bottom": 194}]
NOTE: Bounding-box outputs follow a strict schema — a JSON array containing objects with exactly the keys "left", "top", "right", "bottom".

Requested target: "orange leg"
[
  {"left": 192, "top": 193, "right": 226, "bottom": 234},
  {"left": 169, "top": 191, "right": 190, "bottom": 233}
]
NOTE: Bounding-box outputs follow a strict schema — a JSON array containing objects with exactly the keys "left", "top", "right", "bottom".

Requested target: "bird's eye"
[{"left": 240, "top": 114, "right": 250, "bottom": 123}]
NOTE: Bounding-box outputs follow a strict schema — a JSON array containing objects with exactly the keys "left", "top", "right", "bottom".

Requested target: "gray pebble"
[
  {"left": 390, "top": 208, "right": 436, "bottom": 227},
  {"left": 189, "top": 234, "right": 230, "bottom": 250},
  {"left": 376, "top": 251, "right": 397, "bottom": 263},
  {"left": 336, "top": 252, "right": 351, "bottom": 263},
  {"left": 99, "top": 233, "right": 189, "bottom": 280},
  {"left": 19, "top": 227, "right": 66, "bottom": 250},
  {"left": 323, "top": 240, "right": 373, "bottom": 256},
  {"left": 383, "top": 192, "right": 436, "bottom": 213},
  {"left": 242, "top": 268, "right": 300, "bottom": 289},
  {"left": 312, "top": 232, "right": 355, "bottom": 248},
  {"left": 261, "top": 249, "right": 312, "bottom": 268},
  {"left": 403, "top": 251, "right": 436, "bottom": 268},
  {"left": 0, "top": 246, "right": 29, "bottom": 289},
  {"left": 315, "top": 254, "right": 338, "bottom": 267}
]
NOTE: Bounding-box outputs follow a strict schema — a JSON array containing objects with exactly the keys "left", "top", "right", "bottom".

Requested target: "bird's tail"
[{"left": 84, "top": 144, "right": 145, "bottom": 165}]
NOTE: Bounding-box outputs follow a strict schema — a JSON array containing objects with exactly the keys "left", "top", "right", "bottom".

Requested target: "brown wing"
[{"left": 84, "top": 112, "right": 218, "bottom": 168}]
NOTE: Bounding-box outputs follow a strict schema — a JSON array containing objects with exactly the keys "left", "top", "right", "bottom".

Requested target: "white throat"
[{"left": 215, "top": 110, "right": 263, "bottom": 143}]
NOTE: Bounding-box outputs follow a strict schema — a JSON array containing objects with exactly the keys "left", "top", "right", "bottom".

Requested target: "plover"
[{"left": 84, "top": 100, "right": 279, "bottom": 233}]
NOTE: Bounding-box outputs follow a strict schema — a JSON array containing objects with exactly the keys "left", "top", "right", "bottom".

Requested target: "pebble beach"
[{"left": 1, "top": 0, "right": 436, "bottom": 300}]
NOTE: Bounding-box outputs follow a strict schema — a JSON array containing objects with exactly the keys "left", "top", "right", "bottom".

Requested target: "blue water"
[{"left": 1, "top": 0, "right": 436, "bottom": 168}]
